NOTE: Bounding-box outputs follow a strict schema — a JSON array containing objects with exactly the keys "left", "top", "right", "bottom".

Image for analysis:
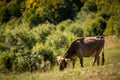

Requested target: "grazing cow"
[{"left": 57, "top": 36, "right": 105, "bottom": 71}]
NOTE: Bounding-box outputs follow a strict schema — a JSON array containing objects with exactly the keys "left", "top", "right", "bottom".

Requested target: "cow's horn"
[{"left": 65, "top": 58, "right": 70, "bottom": 62}]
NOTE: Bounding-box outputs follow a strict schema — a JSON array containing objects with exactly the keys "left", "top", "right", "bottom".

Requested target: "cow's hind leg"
[
  {"left": 92, "top": 55, "right": 98, "bottom": 66},
  {"left": 102, "top": 49, "right": 105, "bottom": 65},
  {"left": 97, "top": 56, "right": 100, "bottom": 66}
]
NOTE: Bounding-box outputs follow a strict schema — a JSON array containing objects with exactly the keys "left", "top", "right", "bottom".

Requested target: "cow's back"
[{"left": 78, "top": 37, "right": 104, "bottom": 57}]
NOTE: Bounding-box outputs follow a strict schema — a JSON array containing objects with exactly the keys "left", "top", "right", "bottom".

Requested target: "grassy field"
[{"left": 0, "top": 35, "right": 120, "bottom": 80}]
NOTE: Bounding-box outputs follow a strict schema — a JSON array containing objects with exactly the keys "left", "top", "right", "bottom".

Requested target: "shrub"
[
  {"left": 90, "top": 17, "right": 106, "bottom": 36},
  {"left": 56, "top": 19, "right": 73, "bottom": 31},
  {"left": 0, "top": 22, "right": 56, "bottom": 72},
  {"left": 46, "top": 30, "right": 77, "bottom": 56},
  {"left": 65, "top": 23, "right": 83, "bottom": 37},
  {"left": 31, "top": 23, "right": 56, "bottom": 43},
  {"left": 104, "top": 16, "right": 114, "bottom": 35},
  {"left": 46, "top": 31, "right": 68, "bottom": 50},
  {"left": 81, "top": 0, "right": 97, "bottom": 12},
  {"left": 32, "top": 42, "right": 56, "bottom": 71},
  {"left": 104, "top": 2, "right": 120, "bottom": 36}
]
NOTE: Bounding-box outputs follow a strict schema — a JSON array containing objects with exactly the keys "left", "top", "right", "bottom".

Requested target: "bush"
[
  {"left": 23, "top": 8, "right": 39, "bottom": 27},
  {"left": 32, "top": 42, "right": 56, "bottom": 71},
  {"left": 81, "top": 0, "right": 97, "bottom": 12},
  {"left": 104, "top": 16, "right": 114, "bottom": 35},
  {"left": 0, "top": 22, "right": 57, "bottom": 72},
  {"left": 76, "top": 11, "right": 96, "bottom": 22},
  {"left": 56, "top": 19, "right": 73, "bottom": 31},
  {"left": 0, "top": 52, "right": 12, "bottom": 71},
  {"left": 65, "top": 23, "right": 83, "bottom": 37},
  {"left": 46, "top": 30, "right": 77, "bottom": 56},
  {"left": 104, "top": 2, "right": 120, "bottom": 36},
  {"left": 31, "top": 23, "right": 56, "bottom": 43},
  {"left": 90, "top": 17, "right": 106, "bottom": 36},
  {"left": 46, "top": 31, "right": 68, "bottom": 50},
  {"left": 57, "top": 19, "right": 83, "bottom": 37},
  {"left": 0, "top": 0, "right": 25, "bottom": 24}
]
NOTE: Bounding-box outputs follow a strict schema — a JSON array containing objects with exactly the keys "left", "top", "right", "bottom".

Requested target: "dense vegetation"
[{"left": 0, "top": 0, "right": 120, "bottom": 72}]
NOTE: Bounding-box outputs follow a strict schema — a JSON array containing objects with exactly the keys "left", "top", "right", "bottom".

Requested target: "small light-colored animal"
[{"left": 57, "top": 36, "right": 105, "bottom": 71}]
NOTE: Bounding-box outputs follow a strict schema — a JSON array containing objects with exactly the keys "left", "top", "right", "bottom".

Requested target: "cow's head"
[{"left": 57, "top": 56, "right": 70, "bottom": 71}]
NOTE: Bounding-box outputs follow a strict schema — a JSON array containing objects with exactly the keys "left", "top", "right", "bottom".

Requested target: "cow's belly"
[
  {"left": 73, "top": 56, "right": 78, "bottom": 59},
  {"left": 82, "top": 51, "right": 97, "bottom": 57}
]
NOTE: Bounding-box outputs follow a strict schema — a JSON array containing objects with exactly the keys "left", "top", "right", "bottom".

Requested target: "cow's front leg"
[
  {"left": 72, "top": 60, "right": 76, "bottom": 69},
  {"left": 79, "top": 57, "right": 84, "bottom": 68}
]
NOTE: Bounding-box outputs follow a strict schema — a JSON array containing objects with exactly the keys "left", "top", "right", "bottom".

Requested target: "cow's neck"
[
  {"left": 63, "top": 46, "right": 74, "bottom": 59},
  {"left": 63, "top": 38, "right": 81, "bottom": 60},
  {"left": 63, "top": 52, "right": 70, "bottom": 59}
]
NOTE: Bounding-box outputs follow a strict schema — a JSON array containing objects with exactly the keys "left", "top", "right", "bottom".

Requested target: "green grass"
[
  {"left": 0, "top": 64, "right": 120, "bottom": 80},
  {"left": 0, "top": 46, "right": 120, "bottom": 80}
]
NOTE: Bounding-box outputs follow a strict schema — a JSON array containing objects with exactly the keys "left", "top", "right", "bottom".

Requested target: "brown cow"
[{"left": 57, "top": 36, "right": 105, "bottom": 71}]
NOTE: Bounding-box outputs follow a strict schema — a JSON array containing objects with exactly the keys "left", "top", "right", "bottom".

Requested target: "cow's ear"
[
  {"left": 57, "top": 56, "right": 60, "bottom": 61},
  {"left": 65, "top": 58, "right": 70, "bottom": 62},
  {"left": 57, "top": 56, "right": 63, "bottom": 61}
]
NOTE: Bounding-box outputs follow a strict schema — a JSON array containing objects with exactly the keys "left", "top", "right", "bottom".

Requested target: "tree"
[{"left": 0, "top": 0, "right": 25, "bottom": 24}]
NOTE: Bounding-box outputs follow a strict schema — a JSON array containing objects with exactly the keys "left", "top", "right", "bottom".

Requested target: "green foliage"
[
  {"left": 23, "top": 7, "right": 40, "bottom": 27},
  {"left": 22, "top": 0, "right": 83, "bottom": 26},
  {"left": 0, "top": 22, "right": 56, "bottom": 72},
  {"left": 76, "top": 11, "right": 106, "bottom": 36},
  {"left": 104, "top": 1, "right": 120, "bottom": 36},
  {"left": 104, "top": 16, "right": 114, "bottom": 35},
  {"left": 32, "top": 23, "right": 56, "bottom": 42},
  {"left": 105, "top": 15, "right": 120, "bottom": 36},
  {"left": 31, "top": 42, "right": 56, "bottom": 71},
  {"left": 56, "top": 19, "right": 73, "bottom": 31},
  {"left": 90, "top": 17, "right": 106, "bottom": 36},
  {"left": 0, "top": 0, "right": 25, "bottom": 24},
  {"left": 0, "top": 52, "right": 13, "bottom": 71},
  {"left": 0, "top": 7, "right": 11, "bottom": 23},
  {"left": 54, "top": 0, "right": 79, "bottom": 23},
  {"left": 46, "top": 31, "right": 67, "bottom": 50},
  {"left": 66, "top": 23, "right": 83, "bottom": 37},
  {"left": 6, "top": 0, "right": 22, "bottom": 17},
  {"left": 45, "top": 26, "right": 77, "bottom": 56},
  {"left": 97, "top": 11, "right": 110, "bottom": 21},
  {"left": 57, "top": 20, "right": 83, "bottom": 37},
  {"left": 81, "top": 0, "right": 97, "bottom": 12}
]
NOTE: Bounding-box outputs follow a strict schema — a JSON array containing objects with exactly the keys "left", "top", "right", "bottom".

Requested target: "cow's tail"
[{"left": 102, "top": 46, "right": 105, "bottom": 65}]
